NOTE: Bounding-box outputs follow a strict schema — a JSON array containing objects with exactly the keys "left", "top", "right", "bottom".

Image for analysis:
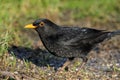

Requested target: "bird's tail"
[
  {"left": 108, "top": 30, "right": 120, "bottom": 38},
  {"left": 92, "top": 30, "right": 120, "bottom": 44}
]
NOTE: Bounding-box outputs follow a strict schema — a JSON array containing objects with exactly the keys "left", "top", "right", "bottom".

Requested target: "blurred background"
[
  {"left": 1, "top": 0, "right": 120, "bottom": 48},
  {"left": 0, "top": 0, "right": 120, "bottom": 79}
]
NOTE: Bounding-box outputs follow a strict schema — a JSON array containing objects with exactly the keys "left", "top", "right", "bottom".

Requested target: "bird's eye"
[{"left": 39, "top": 22, "right": 44, "bottom": 27}]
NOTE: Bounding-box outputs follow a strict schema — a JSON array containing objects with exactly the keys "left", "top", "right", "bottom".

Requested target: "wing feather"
[{"left": 57, "top": 27, "right": 109, "bottom": 49}]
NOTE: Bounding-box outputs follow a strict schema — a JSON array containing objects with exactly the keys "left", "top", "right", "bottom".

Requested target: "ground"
[{"left": 0, "top": 0, "right": 120, "bottom": 80}]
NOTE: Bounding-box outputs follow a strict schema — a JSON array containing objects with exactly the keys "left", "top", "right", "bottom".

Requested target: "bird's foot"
[
  {"left": 56, "top": 66, "right": 68, "bottom": 73},
  {"left": 76, "top": 62, "right": 86, "bottom": 75},
  {"left": 55, "top": 66, "right": 70, "bottom": 75}
]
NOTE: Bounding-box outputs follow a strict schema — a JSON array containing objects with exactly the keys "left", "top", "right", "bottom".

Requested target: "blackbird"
[{"left": 25, "top": 18, "right": 120, "bottom": 71}]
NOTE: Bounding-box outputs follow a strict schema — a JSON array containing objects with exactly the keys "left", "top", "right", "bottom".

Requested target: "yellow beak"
[{"left": 24, "top": 24, "right": 37, "bottom": 29}]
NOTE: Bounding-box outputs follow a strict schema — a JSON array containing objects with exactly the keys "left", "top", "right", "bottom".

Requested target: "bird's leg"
[
  {"left": 76, "top": 57, "right": 88, "bottom": 75},
  {"left": 60, "top": 59, "right": 71, "bottom": 71},
  {"left": 79, "top": 57, "right": 88, "bottom": 69},
  {"left": 58, "top": 57, "right": 74, "bottom": 71},
  {"left": 76, "top": 57, "right": 88, "bottom": 71}
]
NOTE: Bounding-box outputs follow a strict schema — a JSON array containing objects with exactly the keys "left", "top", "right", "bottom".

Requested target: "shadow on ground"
[
  {"left": 8, "top": 44, "right": 120, "bottom": 72},
  {"left": 8, "top": 45, "right": 67, "bottom": 70}
]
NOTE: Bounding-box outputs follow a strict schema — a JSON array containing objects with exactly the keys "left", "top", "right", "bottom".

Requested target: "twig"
[
  {"left": 0, "top": 71, "right": 36, "bottom": 80},
  {"left": 0, "top": 71, "right": 15, "bottom": 79}
]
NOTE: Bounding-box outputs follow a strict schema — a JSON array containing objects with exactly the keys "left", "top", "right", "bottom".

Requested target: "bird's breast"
[{"left": 41, "top": 39, "right": 87, "bottom": 58}]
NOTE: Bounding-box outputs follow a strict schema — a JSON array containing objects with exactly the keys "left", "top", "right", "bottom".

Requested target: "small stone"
[
  {"left": 9, "top": 56, "right": 14, "bottom": 60},
  {"left": 116, "top": 63, "right": 120, "bottom": 66},
  {"left": 14, "top": 71, "right": 18, "bottom": 74},
  {"left": 112, "top": 74, "right": 117, "bottom": 78},
  {"left": 48, "top": 73, "right": 51, "bottom": 76},
  {"left": 75, "top": 68, "right": 79, "bottom": 71}
]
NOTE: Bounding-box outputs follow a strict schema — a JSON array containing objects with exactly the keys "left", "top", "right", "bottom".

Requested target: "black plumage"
[{"left": 25, "top": 18, "right": 120, "bottom": 71}]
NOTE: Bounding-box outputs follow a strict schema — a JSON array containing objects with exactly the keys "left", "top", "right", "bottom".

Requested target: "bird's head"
[{"left": 25, "top": 18, "right": 59, "bottom": 35}]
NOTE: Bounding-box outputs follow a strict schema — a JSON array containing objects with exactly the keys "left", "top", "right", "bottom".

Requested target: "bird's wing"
[{"left": 57, "top": 27, "right": 109, "bottom": 49}]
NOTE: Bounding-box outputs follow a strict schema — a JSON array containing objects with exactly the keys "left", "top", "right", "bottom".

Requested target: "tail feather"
[
  {"left": 112, "top": 30, "right": 120, "bottom": 35},
  {"left": 109, "top": 30, "right": 120, "bottom": 37},
  {"left": 88, "top": 30, "right": 120, "bottom": 44}
]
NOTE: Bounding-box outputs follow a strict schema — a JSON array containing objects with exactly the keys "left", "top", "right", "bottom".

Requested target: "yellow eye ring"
[{"left": 39, "top": 22, "right": 44, "bottom": 27}]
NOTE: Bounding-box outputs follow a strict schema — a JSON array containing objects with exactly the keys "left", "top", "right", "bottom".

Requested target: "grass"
[
  {"left": 60, "top": 0, "right": 120, "bottom": 21},
  {"left": 0, "top": 0, "right": 120, "bottom": 79}
]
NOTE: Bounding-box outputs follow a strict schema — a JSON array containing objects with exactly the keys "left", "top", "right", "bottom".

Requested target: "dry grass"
[{"left": 0, "top": 0, "right": 120, "bottom": 80}]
